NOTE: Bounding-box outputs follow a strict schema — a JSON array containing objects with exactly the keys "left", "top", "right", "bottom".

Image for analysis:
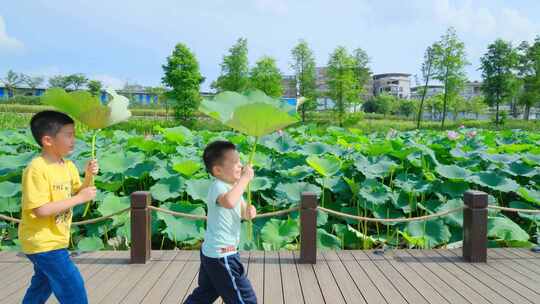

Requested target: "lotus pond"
[{"left": 0, "top": 125, "right": 539, "bottom": 252}]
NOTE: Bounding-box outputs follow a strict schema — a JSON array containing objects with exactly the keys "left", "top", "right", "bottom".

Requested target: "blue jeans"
[
  {"left": 184, "top": 251, "right": 257, "bottom": 304},
  {"left": 22, "top": 248, "right": 87, "bottom": 304}
]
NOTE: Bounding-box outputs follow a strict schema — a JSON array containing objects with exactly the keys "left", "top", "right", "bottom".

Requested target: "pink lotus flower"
[
  {"left": 459, "top": 125, "right": 465, "bottom": 129},
  {"left": 467, "top": 130, "right": 477, "bottom": 138},
  {"left": 447, "top": 131, "right": 459, "bottom": 140},
  {"left": 277, "top": 129, "right": 284, "bottom": 136}
]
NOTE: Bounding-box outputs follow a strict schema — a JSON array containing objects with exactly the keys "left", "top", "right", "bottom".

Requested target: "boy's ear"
[
  {"left": 41, "top": 135, "right": 54, "bottom": 147},
  {"left": 212, "top": 165, "right": 222, "bottom": 177}
]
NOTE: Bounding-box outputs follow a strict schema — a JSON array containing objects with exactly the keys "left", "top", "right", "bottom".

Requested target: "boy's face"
[
  {"left": 213, "top": 149, "right": 243, "bottom": 184},
  {"left": 42, "top": 124, "right": 76, "bottom": 157}
]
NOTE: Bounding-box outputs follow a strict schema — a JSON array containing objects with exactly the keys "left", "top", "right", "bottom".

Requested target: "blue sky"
[{"left": 1, "top": 0, "right": 539, "bottom": 91}]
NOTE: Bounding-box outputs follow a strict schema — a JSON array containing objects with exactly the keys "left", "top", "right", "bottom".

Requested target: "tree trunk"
[
  {"left": 496, "top": 101, "right": 500, "bottom": 126},
  {"left": 441, "top": 68, "right": 449, "bottom": 129},
  {"left": 524, "top": 104, "right": 531, "bottom": 121}
]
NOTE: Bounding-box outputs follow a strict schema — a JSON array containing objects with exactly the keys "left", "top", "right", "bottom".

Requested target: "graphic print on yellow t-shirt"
[{"left": 18, "top": 156, "right": 82, "bottom": 254}]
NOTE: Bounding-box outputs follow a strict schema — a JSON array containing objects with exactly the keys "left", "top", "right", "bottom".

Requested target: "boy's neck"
[
  {"left": 215, "top": 176, "right": 235, "bottom": 186},
  {"left": 41, "top": 150, "right": 65, "bottom": 164}
]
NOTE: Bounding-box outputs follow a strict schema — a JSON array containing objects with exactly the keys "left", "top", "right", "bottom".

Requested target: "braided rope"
[
  {"left": 317, "top": 206, "right": 464, "bottom": 223},
  {"left": 71, "top": 208, "right": 131, "bottom": 226},
  {"left": 0, "top": 214, "right": 21, "bottom": 224},
  {"left": 253, "top": 206, "right": 299, "bottom": 219},
  {"left": 148, "top": 206, "right": 207, "bottom": 220},
  {"left": 487, "top": 205, "right": 540, "bottom": 214}
]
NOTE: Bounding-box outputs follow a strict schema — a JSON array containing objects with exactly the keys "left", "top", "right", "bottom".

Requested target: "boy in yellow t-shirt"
[{"left": 18, "top": 110, "right": 98, "bottom": 304}]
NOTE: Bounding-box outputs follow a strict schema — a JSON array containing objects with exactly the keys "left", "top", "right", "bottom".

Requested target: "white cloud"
[
  {"left": 254, "top": 0, "right": 289, "bottom": 15},
  {"left": 0, "top": 15, "right": 23, "bottom": 52},
  {"left": 91, "top": 74, "right": 126, "bottom": 89}
]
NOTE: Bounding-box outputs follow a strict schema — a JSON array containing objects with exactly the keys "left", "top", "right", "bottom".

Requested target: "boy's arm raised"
[
  {"left": 217, "top": 165, "right": 254, "bottom": 209},
  {"left": 33, "top": 187, "right": 96, "bottom": 218}
]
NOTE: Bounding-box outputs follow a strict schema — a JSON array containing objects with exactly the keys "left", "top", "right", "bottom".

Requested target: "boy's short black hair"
[
  {"left": 203, "top": 140, "right": 236, "bottom": 175},
  {"left": 30, "top": 110, "right": 74, "bottom": 147}
]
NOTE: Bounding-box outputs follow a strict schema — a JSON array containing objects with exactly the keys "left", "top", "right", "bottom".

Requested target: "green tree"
[
  {"left": 1, "top": 70, "right": 24, "bottom": 97},
  {"left": 425, "top": 93, "right": 444, "bottom": 120},
  {"left": 67, "top": 73, "right": 88, "bottom": 90},
  {"left": 517, "top": 38, "right": 540, "bottom": 120},
  {"left": 212, "top": 38, "right": 249, "bottom": 93},
  {"left": 48, "top": 75, "right": 71, "bottom": 89},
  {"left": 290, "top": 40, "right": 317, "bottom": 121},
  {"left": 468, "top": 95, "right": 488, "bottom": 119},
  {"left": 326, "top": 46, "right": 359, "bottom": 127},
  {"left": 417, "top": 46, "right": 435, "bottom": 128},
  {"left": 87, "top": 80, "right": 103, "bottom": 97},
  {"left": 22, "top": 74, "right": 44, "bottom": 92},
  {"left": 162, "top": 43, "right": 204, "bottom": 126},
  {"left": 373, "top": 93, "right": 396, "bottom": 117},
  {"left": 249, "top": 56, "right": 283, "bottom": 98},
  {"left": 399, "top": 98, "right": 418, "bottom": 118},
  {"left": 351, "top": 47, "right": 372, "bottom": 112},
  {"left": 480, "top": 39, "right": 519, "bottom": 126},
  {"left": 432, "top": 28, "right": 469, "bottom": 128}
]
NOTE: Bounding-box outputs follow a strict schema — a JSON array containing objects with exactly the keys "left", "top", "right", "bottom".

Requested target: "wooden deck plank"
[
  {"left": 85, "top": 251, "right": 133, "bottom": 304},
  {"left": 161, "top": 251, "right": 200, "bottom": 304},
  {"left": 488, "top": 248, "right": 540, "bottom": 280},
  {"left": 141, "top": 250, "right": 193, "bottom": 303},
  {"left": 397, "top": 250, "right": 471, "bottom": 304},
  {"left": 351, "top": 250, "right": 407, "bottom": 304},
  {"left": 434, "top": 249, "right": 532, "bottom": 304},
  {"left": 322, "top": 251, "right": 365, "bottom": 304},
  {"left": 312, "top": 251, "right": 346, "bottom": 304},
  {"left": 247, "top": 251, "right": 264, "bottom": 303},
  {"left": 292, "top": 251, "right": 325, "bottom": 304},
  {"left": 263, "top": 251, "right": 283, "bottom": 304},
  {"left": 365, "top": 250, "right": 429, "bottom": 304},
  {"left": 484, "top": 249, "right": 540, "bottom": 289},
  {"left": 278, "top": 251, "right": 304, "bottom": 304},
  {"left": 380, "top": 250, "right": 449, "bottom": 304},
  {"left": 504, "top": 248, "right": 540, "bottom": 268},
  {"left": 119, "top": 250, "right": 179, "bottom": 303},
  {"left": 445, "top": 249, "right": 540, "bottom": 301},
  {"left": 335, "top": 250, "right": 386, "bottom": 304},
  {"left": 100, "top": 251, "right": 166, "bottom": 304}
]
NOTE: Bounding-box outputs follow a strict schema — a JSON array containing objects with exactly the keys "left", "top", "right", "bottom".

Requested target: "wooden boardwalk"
[{"left": 0, "top": 248, "right": 539, "bottom": 304}]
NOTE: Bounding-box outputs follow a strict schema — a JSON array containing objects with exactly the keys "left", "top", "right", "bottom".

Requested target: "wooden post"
[
  {"left": 131, "top": 191, "right": 151, "bottom": 264},
  {"left": 463, "top": 190, "right": 488, "bottom": 263},
  {"left": 300, "top": 192, "right": 317, "bottom": 264}
]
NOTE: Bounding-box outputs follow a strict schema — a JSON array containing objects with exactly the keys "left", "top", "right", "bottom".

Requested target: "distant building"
[
  {"left": 372, "top": 73, "right": 411, "bottom": 99},
  {"left": 0, "top": 85, "right": 46, "bottom": 98},
  {"left": 410, "top": 84, "right": 445, "bottom": 100},
  {"left": 461, "top": 81, "right": 483, "bottom": 99}
]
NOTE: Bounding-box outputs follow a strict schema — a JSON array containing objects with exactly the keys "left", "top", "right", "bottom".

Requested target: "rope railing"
[
  {"left": 317, "top": 206, "right": 465, "bottom": 223},
  {"left": 0, "top": 214, "right": 21, "bottom": 224},
  {"left": 487, "top": 205, "right": 540, "bottom": 214},
  {"left": 0, "top": 208, "right": 131, "bottom": 226},
  {"left": 147, "top": 205, "right": 301, "bottom": 220}
]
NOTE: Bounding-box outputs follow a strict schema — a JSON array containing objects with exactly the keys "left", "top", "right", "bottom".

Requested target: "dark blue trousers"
[
  {"left": 184, "top": 251, "right": 257, "bottom": 304},
  {"left": 22, "top": 248, "right": 87, "bottom": 304}
]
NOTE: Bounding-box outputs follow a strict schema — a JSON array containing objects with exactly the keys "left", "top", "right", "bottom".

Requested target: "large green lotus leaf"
[
  {"left": 157, "top": 202, "right": 206, "bottom": 242},
  {"left": 0, "top": 197, "right": 21, "bottom": 213},
  {"left": 405, "top": 219, "right": 451, "bottom": 248},
  {"left": 503, "top": 161, "right": 538, "bottom": 177},
  {"left": 471, "top": 172, "right": 519, "bottom": 193},
  {"left": 300, "top": 142, "right": 334, "bottom": 156},
  {"left": 435, "top": 198, "right": 464, "bottom": 227},
  {"left": 41, "top": 88, "right": 131, "bottom": 129},
  {"left": 94, "top": 173, "right": 123, "bottom": 192},
  {"left": 150, "top": 162, "right": 176, "bottom": 180},
  {"left": 488, "top": 217, "right": 530, "bottom": 242},
  {"left": 480, "top": 152, "right": 520, "bottom": 165},
  {"left": 0, "top": 152, "right": 35, "bottom": 175},
  {"left": 275, "top": 182, "right": 321, "bottom": 204},
  {"left": 96, "top": 193, "right": 130, "bottom": 226},
  {"left": 161, "top": 126, "right": 193, "bottom": 144},
  {"left": 100, "top": 151, "right": 144, "bottom": 174},
  {"left": 333, "top": 224, "right": 377, "bottom": 249},
  {"left": 306, "top": 155, "right": 341, "bottom": 177},
  {"left": 261, "top": 218, "right": 299, "bottom": 250},
  {"left": 433, "top": 180, "right": 469, "bottom": 198},
  {"left": 185, "top": 179, "right": 213, "bottom": 202},
  {"left": 250, "top": 177, "right": 272, "bottom": 192},
  {"left": 125, "top": 160, "right": 155, "bottom": 179},
  {"left": 172, "top": 159, "right": 202, "bottom": 177},
  {"left": 369, "top": 201, "right": 404, "bottom": 225},
  {"left": 522, "top": 153, "right": 540, "bottom": 166},
  {"left": 317, "top": 228, "right": 341, "bottom": 249},
  {"left": 509, "top": 201, "right": 540, "bottom": 222},
  {"left": 517, "top": 187, "right": 540, "bottom": 206},
  {"left": 200, "top": 90, "right": 298, "bottom": 137},
  {"left": 127, "top": 136, "right": 161, "bottom": 153},
  {"left": 435, "top": 165, "right": 472, "bottom": 180},
  {"left": 77, "top": 236, "right": 104, "bottom": 252},
  {"left": 0, "top": 181, "right": 21, "bottom": 198},
  {"left": 355, "top": 156, "right": 398, "bottom": 179},
  {"left": 277, "top": 165, "right": 314, "bottom": 180},
  {"left": 260, "top": 133, "right": 297, "bottom": 153},
  {"left": 150, "top": 176, "right": 184, "bottom": 202},
  {"left": 359, "top": 179, "right": 392, "bottom": 205},
  {"left": 393, "top": 173, "right": 431, "bottom": 194}
]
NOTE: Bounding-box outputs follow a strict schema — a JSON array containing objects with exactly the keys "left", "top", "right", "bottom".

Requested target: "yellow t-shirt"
[{"left": 18, "top": 156, "right": 82, "bottom": 254}]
